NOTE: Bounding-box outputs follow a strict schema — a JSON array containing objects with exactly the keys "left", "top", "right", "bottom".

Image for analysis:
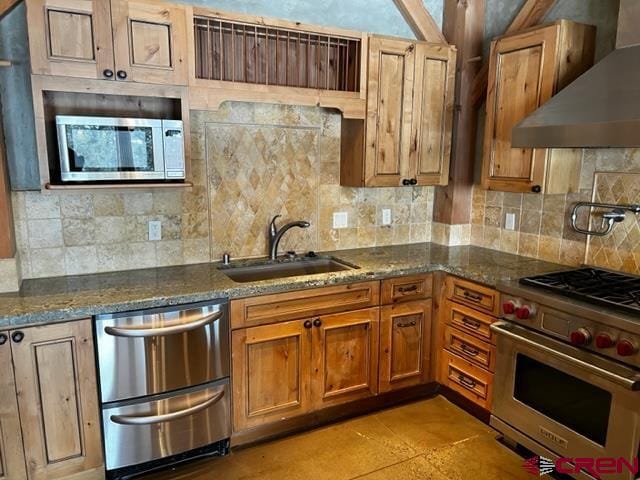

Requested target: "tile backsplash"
[{"left": 13, "top": 103, "right": 434, "bottom": 280}]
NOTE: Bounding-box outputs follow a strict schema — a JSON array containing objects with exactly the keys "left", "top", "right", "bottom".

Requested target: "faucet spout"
[{"left": 268, "top": 216, "right": 311, "bottom": 260}]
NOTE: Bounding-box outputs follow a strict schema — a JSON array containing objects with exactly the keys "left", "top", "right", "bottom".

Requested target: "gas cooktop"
[{"left": 520, "top": 267, "right": 640, "bottom": 316}]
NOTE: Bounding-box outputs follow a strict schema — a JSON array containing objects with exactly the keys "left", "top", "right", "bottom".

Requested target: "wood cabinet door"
[
  {"left": 0, "top": 333, "right": 27, "bottom": 480},
  {"left": 379, "top": 300, "right": 432, "bottom": 393},
  {"left": 410, "top": 44, "right": 455, "bottom": 186},
  {"left": 481, "top": 25, "right": 559, "bottom": 193},
  {"left": 110, "top": 0, "right": 188, "bottom": 85},
  {"left": 364, "top": 36, "right": 415, "bottom": 186},
  {"left": 11, "top": 320, "right": 103, "bottom": 480},
  {"left": 26, "top": 0, "right": 115, "bottom": 79},
  {"left": 232, "top": 319, "right": 312, "bottom": 431},
  {"left": 311, "top": 308, "right": 379, "bottom": 409}
]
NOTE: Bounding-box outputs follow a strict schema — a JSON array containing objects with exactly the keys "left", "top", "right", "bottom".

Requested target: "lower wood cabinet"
[
  {"left": 379, "top": 300, "right": 432, "bottom": 393},
  {"left": 232, "top": 308, "right": 379, "bottom": 432},
  {"left": 1, "top": 320, "right": 103, "bottom": 480}
]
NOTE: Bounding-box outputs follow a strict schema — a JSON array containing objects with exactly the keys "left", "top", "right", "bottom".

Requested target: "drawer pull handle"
[
  {"left": 458, "top": 375, "right": 477, "bottom": 389},
  {"left": 460, "top": 344, "right": 480, "bottom": 356},
  {"left": 110, "top": 387, "right": 225, "bottom": 425},
  {"left": 105, "top": 311, "right": 222, "bottom": 338},
  {"left": 461, "top": 317, "right": 481, "bottom": 330},
  {"left": 463, "top": 290, "right": 483, "bottom": 302},
  {"left": 397, "top": 320, "right": 417, "bottom": 328},
  {"left": 398, "top": 285, "right": 418, "bottom": 294}
]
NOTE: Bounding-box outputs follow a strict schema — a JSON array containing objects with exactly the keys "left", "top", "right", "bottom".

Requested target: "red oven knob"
[
  {"left": 570, "top": 328, "right": 592, "bottom": 346},
  {"left": 617, "top": 340, "right": 638, "bottom": 357},
  {"left": 515, "top": 306, "right": 531, "bottom": 319},
  {"left": 595, "top": 333, "right": 615, "bottom": 349},
  {"left": 503, "top": 301, "right": 516, "bottom": 314}
]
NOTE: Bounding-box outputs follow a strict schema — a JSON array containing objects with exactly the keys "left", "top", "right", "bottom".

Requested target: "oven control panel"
[{"left": 500, "top": 294, "right": 640, "bottom": 368}]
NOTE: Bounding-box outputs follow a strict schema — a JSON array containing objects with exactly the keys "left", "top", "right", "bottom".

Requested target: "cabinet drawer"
[
  {"left": 381, "top": 274, "right": 432, "bottom": 304},
  {"left": 440, "top": 349, "right": 493, "bottom": 410},
  {"left": 443, "top": 325, "right": 495, "bottom": 372},
  {"left": 445, "top": 276, "right": 499, "bottom": 315},
  {"left": 445, "top": 300, "right": 496, "bottom": 344},
  {"left": 231, "top": 281, "right": 380, "bottom": 329}
]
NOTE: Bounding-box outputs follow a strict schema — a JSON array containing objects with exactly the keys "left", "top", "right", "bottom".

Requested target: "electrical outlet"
[
  {"left": 505, "top": 213, "right": 516, "bottom": 231},
  {"left": 382, "top": 208, "right": 392, "bottom": 225},
  {"left": 333, "top": 212, "right": 348, "bottom": 229},
  {"left": 148, "top": 220, "right": 162, "bottom": 241}
]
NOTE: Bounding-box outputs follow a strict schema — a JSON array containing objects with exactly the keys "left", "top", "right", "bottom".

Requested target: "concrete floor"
[{"left": 146, "top": 395, "right": 531, "bottom": 480}]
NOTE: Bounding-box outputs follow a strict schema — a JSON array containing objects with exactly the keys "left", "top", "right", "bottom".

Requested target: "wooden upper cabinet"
[
  {"left": 26, "top": 0, "right": 115, "bottom": 79},
  {"left": 11, "top": 320, "right": 103, "bottom": 480},
  {"left": 481, "top": 21, "right": 595, "bottom": 194},
  {"left": 111, "top": 0, "right": 188, "bottom": 85},
  {"left": 341, "top": 35, "right": 455, "bottom": 188}
]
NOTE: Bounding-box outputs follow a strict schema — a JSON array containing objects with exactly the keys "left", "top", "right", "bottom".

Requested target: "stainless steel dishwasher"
[{"left": 95, "top": 299, "right": 230, "bottom": 479}]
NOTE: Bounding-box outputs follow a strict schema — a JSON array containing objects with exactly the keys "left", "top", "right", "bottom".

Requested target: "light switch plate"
[
  {"left": 505, "top": 213, "right": 516, "bottom": 231},
  {"left": 333, "top": 212, "right": 348, "bottom": 229},
  {"left": 382, "top": 208, "right": 392, "bottom": 225},
  {"left": 148, "top": 220, "right": 162, "bottom": 241}
]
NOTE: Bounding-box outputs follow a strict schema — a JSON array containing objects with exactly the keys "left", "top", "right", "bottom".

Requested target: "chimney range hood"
[{"left": 511, "top": 0, "right": 640, "bottom": 148}]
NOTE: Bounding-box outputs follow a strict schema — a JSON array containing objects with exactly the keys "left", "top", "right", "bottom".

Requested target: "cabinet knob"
[
  {"left": 531, "top": 185, "right": 542, "bottom": 193},
  {"left": 116, "top": 70, "right": 128, "bottom": 80},
  {"left": 303, "top": 320, "right": 313, "bottom": 329},
  {"left": 11, "top": 331, "right": 24, "bottom": 343},
  {"left": 103, "top": 69, "right": 114, "bottom": 79},
  {"left": 402, "top": 179, "right": 411, "bottom": 186},
  {"left": 410, "top": 178, "right": 417, "bottom": 185},
  {"left": 0, "top": 333, "right": 7, "bottom": 346},
  {"left": 313, "top": 318, "right": 322, "bottom": 328}
]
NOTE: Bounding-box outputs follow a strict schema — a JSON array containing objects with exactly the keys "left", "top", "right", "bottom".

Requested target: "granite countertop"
[{"left": 0, "top": 243, "right": 568, "bottom": 329}]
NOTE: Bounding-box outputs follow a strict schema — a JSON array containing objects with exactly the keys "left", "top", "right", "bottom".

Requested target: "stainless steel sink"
[{"left": 219, "top": 256, "right": 358, "bottom": 283}]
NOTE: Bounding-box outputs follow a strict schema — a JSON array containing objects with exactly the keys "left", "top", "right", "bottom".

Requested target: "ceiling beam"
[
  {"left": 471, "top": 0, "right": 556, "bottom": 106},
  {"left": 393, "top": 0, "right": 447, "bottom": 43}
]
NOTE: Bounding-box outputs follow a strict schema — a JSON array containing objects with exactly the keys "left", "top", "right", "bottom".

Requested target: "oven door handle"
[
  {"left": 104, "top": 311, "right": 223, "bottom": 338},
  {"left": 491, "top": 322, "right": 640, "bottom": 391},
  {"left": 110, "top": 388, "right": 225, "bottom": 426}
]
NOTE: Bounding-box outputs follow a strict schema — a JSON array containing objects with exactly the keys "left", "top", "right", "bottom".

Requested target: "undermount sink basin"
[{"left": 219, "top": 256, "right": 358, "bottom": 283}]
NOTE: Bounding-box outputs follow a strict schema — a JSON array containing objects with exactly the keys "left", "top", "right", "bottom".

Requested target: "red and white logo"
[
  {"left": 522, "top": 455, "right": 639, "bottom": 478},
  {"left": 522, "top": 456, "right": 555, "bottom": 476}
]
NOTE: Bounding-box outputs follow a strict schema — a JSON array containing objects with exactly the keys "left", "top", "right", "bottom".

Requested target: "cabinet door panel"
[
  {"left": 312, "top": 308, "right": 379, "bottom": 409},
  {"left": 411, "top": 44, "right": 455, "bottom": 186},
  {"left": 232, "top": 319, "right": 312, "bottom": 431},
  {"left": 365, "top": 37, "right": 414, "bottom": 186},
  {"left": 111, "top": 0, "right": 188, "bottom": 85},
  {"left": 379, "top": 300, "right": 431, "bottom": 393},
  {"left": 0, "top": 336, "right": 27, "bottom": 480},
  {"left": 11, "top": 320, "right": 103, "bottom": 480},
  {"left": 26, "top": 0, "right": 114, "bottom": 79},
  {"left": 482, "top": 26, "right": 559, "bottom": 192}
]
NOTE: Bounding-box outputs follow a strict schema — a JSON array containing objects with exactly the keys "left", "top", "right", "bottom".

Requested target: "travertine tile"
[
  {"left": 60, "top": 193, "right": 93, "bottom": 218},
  {"left": 28, "top": 219, "right": 63, "bottom": 249},
  {"left": 25, "top": 192, "right": 60, "bottom": 219},
  {"left": 62, "top": 218, "right": 96, "bottom": 247},
  {"left": 0, "top": 257, "right": 20, "bottom": 292},
  {"left": 30, "top": 247, "right": 65, "bottom": 277},
  {"left": 64, "top": 246, "right": 98, "bottom": 275}
]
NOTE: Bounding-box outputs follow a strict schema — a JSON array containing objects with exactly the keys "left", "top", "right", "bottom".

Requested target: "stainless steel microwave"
[{"left": 56, "top": 116, "right": 185, "bottom": 182}]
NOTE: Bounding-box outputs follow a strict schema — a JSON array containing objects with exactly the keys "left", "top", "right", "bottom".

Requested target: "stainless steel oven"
[
  {"left": 56, "top": 115, "right": 185, "bottom": 182},
  {"left": 491, "top": 321, "right": 640, "bottom": 480},
  {"left": 95, "top": 300, "right": 230, "bottom": 479}
]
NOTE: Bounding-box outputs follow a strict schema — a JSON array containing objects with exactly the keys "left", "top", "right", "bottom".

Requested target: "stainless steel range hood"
[{"left": 511, "top": 0, "right": 639, "bottom": 148}]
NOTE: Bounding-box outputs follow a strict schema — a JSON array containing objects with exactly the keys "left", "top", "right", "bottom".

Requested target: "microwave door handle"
[
  {"left": 491, "top": 322, "right": 640, "bottom": 391},
  {"left": 110, "top": 387, "right": 225, "bottom": 425},
  {"left": 104, "top": 310, "right": 222, "bottom": 338}
]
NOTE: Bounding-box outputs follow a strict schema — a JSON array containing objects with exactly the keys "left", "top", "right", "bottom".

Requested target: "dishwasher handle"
[
  {"left": 104, "top": 310, "right": 223, "bottom": 338},
  {"left": 110, "top": 387, "right": 225, "bottom": 425}
]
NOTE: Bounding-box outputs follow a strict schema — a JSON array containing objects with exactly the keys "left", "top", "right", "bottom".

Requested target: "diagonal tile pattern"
[{"left": 142, "top": 396, "right": 530, "bottom": 480}]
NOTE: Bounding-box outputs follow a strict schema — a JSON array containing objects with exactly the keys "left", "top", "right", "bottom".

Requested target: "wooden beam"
[
  {"left": 0, "top": 0, "right": 20, "bottom": 19},
  {"left": 433, "top": 0, "right": 485, "bottom": 225},
  {"left": 471, "top": 0, "right": 556, "bottom": 106},
  {"left": 393, "top": 0, "right": 447, "bottom": 43},
  {"left": 0, "top": 110, "right": 15, "bottom": 259}
]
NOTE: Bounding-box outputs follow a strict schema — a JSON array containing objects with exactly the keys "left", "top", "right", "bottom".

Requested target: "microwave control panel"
[{"left": 162, "top": 120, "right": 185, "bottom": 179}]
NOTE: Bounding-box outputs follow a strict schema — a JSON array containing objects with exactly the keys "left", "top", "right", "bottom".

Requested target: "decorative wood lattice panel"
[{"left": 194, "top": 16, "right": 361, "bottom": 92}]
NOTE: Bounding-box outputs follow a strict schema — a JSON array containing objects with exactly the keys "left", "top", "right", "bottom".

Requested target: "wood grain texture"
[
  {"left": 230, "top": 281, "right": 380, "bottom": 329},
  {"left": 392, "top": 0, "right": 447, "bottom": 44},
  {"left": 444, "top": 299, "right": 497, "bottom": 344},
  {"left": 231, "top": 319, "right": 312, "bottom": 431},
  {"left": 439, "top": 349, "right": 493, "bottom": 410},
  {"left": 12, "top": 320, "right": 103, "bottom": 480},
  {"left": 0, "top": 111, "right": 15, "bottom": 258},
  {"left": 381, "top": 274, "right": 433, "bottom": 305},
  {"left": 379, "top": 300, "right": 432, "bottom": 393},
  {"left": 26, "top": 0, "right": 114, "bottom": 79},
  {"left": 0, "top": 335, "right": 27, "bottom": 480},
  {"left": 445, "top": 275, "right": 499, "bottom": 316},
  {"left": 443, "top": 324, "right": 496, "bottom": 371},
  {"left": 312, "top": 308, "right": 379, "bottom": 409}
]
